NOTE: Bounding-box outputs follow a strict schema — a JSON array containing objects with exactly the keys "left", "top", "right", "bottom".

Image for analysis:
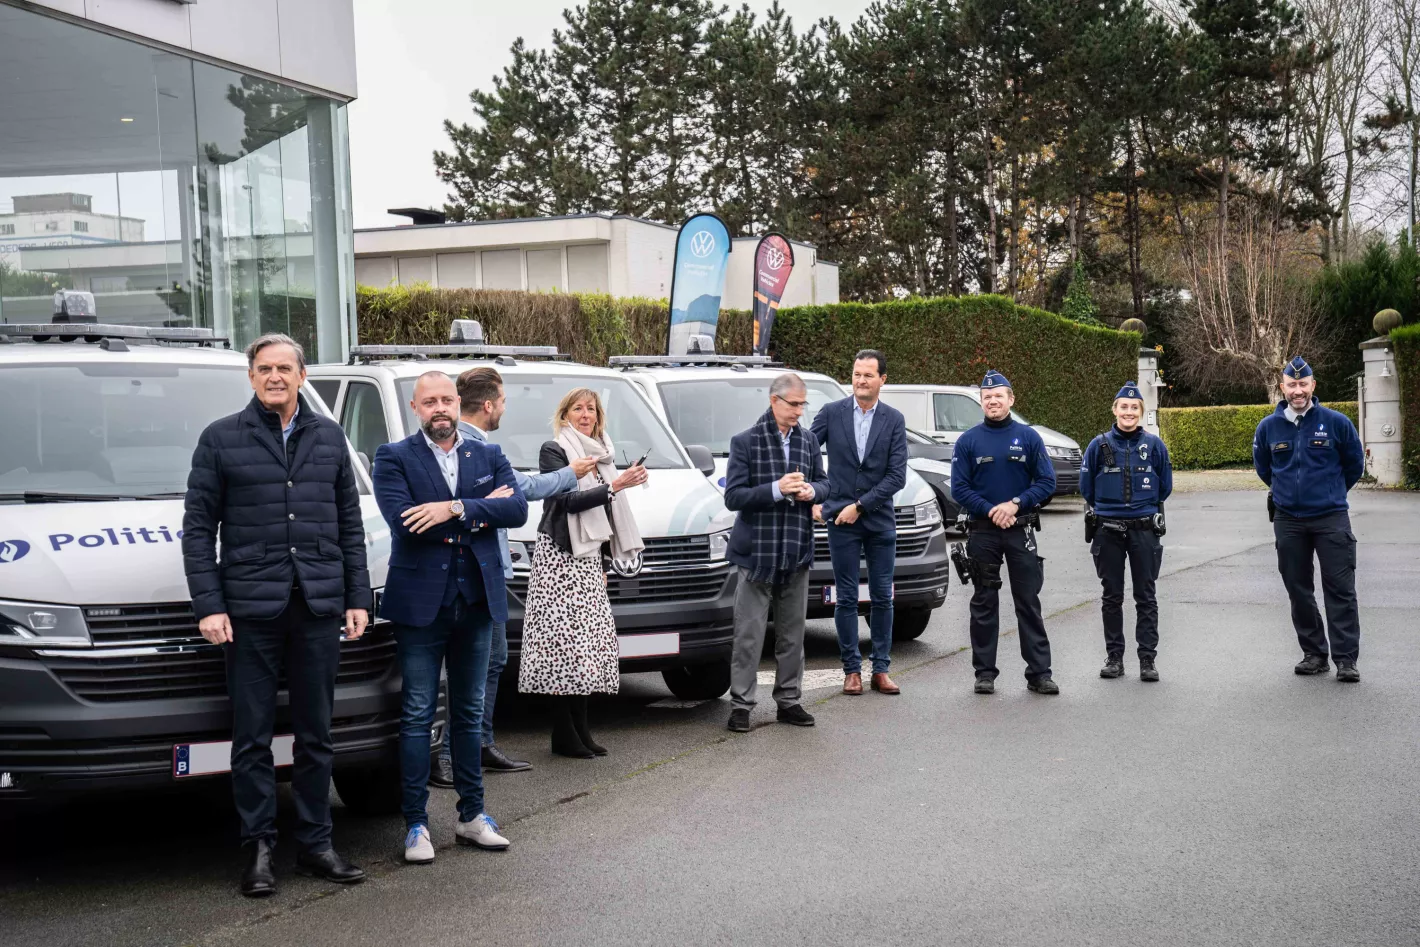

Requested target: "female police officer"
[{"left": 1079, "top": 382, "right": 1173, "bottom": 682}]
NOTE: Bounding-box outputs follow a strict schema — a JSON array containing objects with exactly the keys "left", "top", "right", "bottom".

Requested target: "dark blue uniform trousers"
[
  {"left": 1091, "top": 527, "right": 1163, "bottom": 659},
  {"left": 966, "top": 524, "right": 1051, "bottom": 682},
  {"left": 1274, "top": 511, "right": 1360, "bottom": 662}
]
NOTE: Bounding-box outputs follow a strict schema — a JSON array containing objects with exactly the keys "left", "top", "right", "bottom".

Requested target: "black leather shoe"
[
  {"left": 727, "top": 708, "right": 751, "bottom": 732},
  {"left": 429, "top": 755, "right": 455, "bottom": 788},
  {"left": 1295, "top": 654, "right": 1330, "bottom": 675},
  {"left": 1100, "top": 656, "right": 1124, "bottom": 679},
  {"left": 240, "top": 839, "right": 276, "bottom": 898},
  {"left": 295, "top": 849, "right": 365, "bottom": 885},
  {"left": 1139, "top": 657, "right": 1159, "bottom": 682},
  {"left": 1027, "top": 676, "right": 1060, "bottom": 695},
  {"left": 1336, "top": 662, "right": 1360, "bottom": 683},
  {"left": 974, "top": 677, "right": 995, "bottom": 695},
  {"left": 482, "top": 745, "right": 533, "bottom": 772},
  {"left": 776, "top": 704, "right": 815, "bottom": 727}
]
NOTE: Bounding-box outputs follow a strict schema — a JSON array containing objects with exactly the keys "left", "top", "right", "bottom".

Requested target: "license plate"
[
  {"left": 822, "top": 583, "right": 894, "bottom": 604},
  {"left": 173, "top": 735, "right": 294, "bottom": 779},
  {"left": 617, "top": 632, "right": 680, "bottom": 658}
]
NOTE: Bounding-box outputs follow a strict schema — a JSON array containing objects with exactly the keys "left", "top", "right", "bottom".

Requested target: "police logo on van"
[{"left": 0, "top": 540, "right": 31, "bottom": 564}]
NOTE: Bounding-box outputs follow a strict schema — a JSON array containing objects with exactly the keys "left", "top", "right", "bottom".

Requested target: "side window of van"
[
  {"left": 309, "top": 378, "right": 341, "bottom": 413},
  {"left": 933, "top": 393, "right": 984, "bottom": 432},
  {"left": 340, "top": 382, "right": 391, "bottom": 464}
]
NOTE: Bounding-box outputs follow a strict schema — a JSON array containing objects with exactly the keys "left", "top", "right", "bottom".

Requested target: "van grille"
[
  {"left": 509, "top": 569, "right": 730, "bottom": 605},
  {"left": 813, "top": 524, "right": 933, "bottom": 561}
]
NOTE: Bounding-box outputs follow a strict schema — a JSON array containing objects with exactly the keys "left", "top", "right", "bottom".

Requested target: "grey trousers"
[{"left": 730, "top": 566, "right": 809, "bottom": 711}]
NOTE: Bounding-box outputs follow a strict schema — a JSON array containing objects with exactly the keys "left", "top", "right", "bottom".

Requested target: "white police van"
[
  {"left": 306, "top": 324, "right": 738, "bottom": 700},
  {"left": 0, "top": 322, "right": 401, "bottom": 813},
  {"left": 609, "top": 355, "right": 950, "bottom": 640}
]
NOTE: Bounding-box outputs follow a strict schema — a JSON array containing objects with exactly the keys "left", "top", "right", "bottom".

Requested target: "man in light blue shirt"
[
  {"left": 429, "top": 366, "right": 598, "bottom": 780},
  {"left": 853, "top": 399, "right": 875, "bottom": 461}
]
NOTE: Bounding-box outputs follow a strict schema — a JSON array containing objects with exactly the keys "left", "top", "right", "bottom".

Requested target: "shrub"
[
  {"left": 1392, "top": 323, "right": 1420, "bottom": 487},
  {"left": 1160, "top": 401, "right": 1359, "bottom": 470}
]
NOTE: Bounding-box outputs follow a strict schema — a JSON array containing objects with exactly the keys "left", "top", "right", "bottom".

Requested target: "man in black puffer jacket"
[{"left": 183, "top": 333, "right": 371, "bottom": 898}]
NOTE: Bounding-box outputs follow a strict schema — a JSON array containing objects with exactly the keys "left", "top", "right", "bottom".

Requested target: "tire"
[
  {"left": 332, "top": 762, "right": 403, "bottom": 817},
  {"left": 892, "top": 607, "right": 932, "bottom": 641},
  {"left": 661, "top": 660, "right": 732, "bottom": 700}
]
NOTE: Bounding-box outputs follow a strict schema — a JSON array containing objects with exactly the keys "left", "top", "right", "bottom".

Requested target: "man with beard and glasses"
[{"left": 372, "top": 372, "right": 528, "bottom": 864}]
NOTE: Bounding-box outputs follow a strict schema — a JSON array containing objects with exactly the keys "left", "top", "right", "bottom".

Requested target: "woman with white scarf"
[{"left": 517, "top": 387, "right": 646, "bottom": 758}]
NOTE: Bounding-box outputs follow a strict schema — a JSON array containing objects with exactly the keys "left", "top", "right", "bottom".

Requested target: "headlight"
[
  {"left": 909, "top": 458, "right": 953, "bottom": 477},
  {"left": 1046, "top": 445, "right": 1072, "bottom": 458},
  {"left": 507, "top": 541, "right": 531, "bottom": 570},
  {"left": 708, "top": 529, "right": 731, "bottom": 561},
  {"left": 0, "top": 600, "right": 90, "bottom": 646},
  {"left": 914, "top": 501, "right": 943, "bottom": 527}
]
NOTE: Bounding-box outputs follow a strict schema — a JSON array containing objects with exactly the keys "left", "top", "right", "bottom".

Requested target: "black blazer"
[{"left": 536, "top": 441, "right": 613, "bottom": 555}]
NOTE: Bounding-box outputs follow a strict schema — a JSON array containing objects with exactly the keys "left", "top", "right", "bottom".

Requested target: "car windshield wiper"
[{"left": 0, "top": 491, "right": 186, "bottom": 503}]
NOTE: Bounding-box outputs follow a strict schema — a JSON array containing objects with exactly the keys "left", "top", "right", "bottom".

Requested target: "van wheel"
[
  {"left": 333, "top": 762, "right": 403, "bottom": 817},
  {"left": 661, "top": 661, "right": 732, "bottom": 700},
  {"left": 893, "top": 607, "right": 932, "bottom": 641}
]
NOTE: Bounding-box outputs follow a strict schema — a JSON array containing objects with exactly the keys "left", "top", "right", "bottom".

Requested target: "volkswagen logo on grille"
[
  {"left": 690, "top": 231, "right": 716, "bottom": 258},
  {"left": 610, "top": 552, "right": 644, "bottom": 578}
]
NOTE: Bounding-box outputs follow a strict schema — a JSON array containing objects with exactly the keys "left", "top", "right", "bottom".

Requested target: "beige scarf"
[{"left": 555, "top": 425, "right": 645, "bottom": 563}]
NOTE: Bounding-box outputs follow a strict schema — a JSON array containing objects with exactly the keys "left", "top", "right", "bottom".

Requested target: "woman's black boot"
[
  {"left": 571, "top": 695, "right": 607, "bottom": 756},
  {"left": 550, "top": 696, "right": 595, "bottom": 759}
]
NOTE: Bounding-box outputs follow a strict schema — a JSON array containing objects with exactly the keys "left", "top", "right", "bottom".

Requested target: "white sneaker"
[
  {"left": 404, "top": 824, "right": 435, "bottom": 864},
  {"left": 455, "top": 813, "right": 510, "bottom": 850}
]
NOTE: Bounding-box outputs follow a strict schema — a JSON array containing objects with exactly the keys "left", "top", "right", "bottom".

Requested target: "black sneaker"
[
  {"left": 776, "top": 704, "right": 816, "bottom": 727},
  {"left": 1027, "top": 677, "right": 1060, "bottom": 695},
  {"left": 727, "top": 708, "right": 751, "bottom": 732},
  {"left": 1336, "top": 662, "right": 1360, "bottom": 683},
  {"left": 1295, "top": 654, "right": 1330, "bottom": 675},
  {"left": 429, "top": 755, "right": 455, "bottom": 788},
  {"left": 1140, "top": 657, "right": 1159, "bottom": 682},
  {"left": 1100, "top": 656, "right": 1124, "bottom": 679},
  {"left": 974, "top": 677, "right": 995, "bottom": 695}
]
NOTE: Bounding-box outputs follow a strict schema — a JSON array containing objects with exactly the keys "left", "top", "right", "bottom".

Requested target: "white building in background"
[
  {"left": 0, "top": 193, "right": 145, "bottom": 250},
  {"left": 354, "top": 213, "right": 841, "bottom": 308}
]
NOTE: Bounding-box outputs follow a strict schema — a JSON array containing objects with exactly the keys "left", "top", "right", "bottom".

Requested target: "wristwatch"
[
  {"left": 450, "top": 499, "right": 465, "bottom": 520},
  {"left": 854, "top": 501, "right": 865, "bottom": 515},
  {"left": 1011, "top": 496, "right": 1021, "bottom": 507}
]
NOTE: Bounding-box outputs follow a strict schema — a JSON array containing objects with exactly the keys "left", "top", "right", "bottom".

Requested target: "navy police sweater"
[
  {"left": 1253, "top": 399, "right": 1364, "bottom": 519},
  {"left": 1080, "top": 425, "right": 1173, "bottom": 518},
  {"left": 950, "top": 418, "right": 1056, "bottom": 518}
]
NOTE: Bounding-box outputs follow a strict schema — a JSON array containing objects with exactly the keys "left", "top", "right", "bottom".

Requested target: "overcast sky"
[{"left": 347, "top": 0, "right": 873, "bottom": 230}]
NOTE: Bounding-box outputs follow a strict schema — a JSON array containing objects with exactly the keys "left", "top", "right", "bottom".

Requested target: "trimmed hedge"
[
  {"left": 1160, "top": 402, "right": 1360, "bottom": 470},
  {"left": 354, "top": 287, "right": 1140, "bottom": 446},
  {"left": 1393, "top": 323, "right": 1420, "bottom": 486}
]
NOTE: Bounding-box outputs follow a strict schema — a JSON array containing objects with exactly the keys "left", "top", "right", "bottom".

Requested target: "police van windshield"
[
  {"left": 0, "top": 363, "right": 254, "bottom": 500},
  {"left": 656, "top": 377, "right": 845, "bottom": 455},
  {"left": 397, "top": 373, "right": 687, "bottom": 471}
]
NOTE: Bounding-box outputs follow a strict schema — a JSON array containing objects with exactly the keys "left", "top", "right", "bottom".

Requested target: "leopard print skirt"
[{"left": 517, "top": 533, "right": 621, "bottom": 696}]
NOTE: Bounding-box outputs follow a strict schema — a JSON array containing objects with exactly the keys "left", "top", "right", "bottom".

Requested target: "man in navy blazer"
[
  {"left": 373, "top": 372, "right": 528, "bottom": 864},
  {"left": 810, "top": 349, "right": 909, "bottom": 696}
]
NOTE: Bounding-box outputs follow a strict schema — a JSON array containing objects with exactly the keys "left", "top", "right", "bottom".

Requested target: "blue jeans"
[
  {"left": 440, "top": 619, "right": 506, "bottom": 764},
  {"left": 397, "top": 600, "right": 492, "bottom": 827},
  {"left": 827, "top": 521, "right": 896, "bottom": 675}
]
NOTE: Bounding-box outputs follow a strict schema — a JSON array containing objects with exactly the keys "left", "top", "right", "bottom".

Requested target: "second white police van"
[
  {"left": 307, "top": 326, "right": 739, "bottom": 700},
  {"left": 611, "top": 355, "right": 950, "bottom": 641}
]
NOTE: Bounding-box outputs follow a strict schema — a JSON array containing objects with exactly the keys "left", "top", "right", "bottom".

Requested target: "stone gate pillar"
[{"left": 1359, "top": 337, "right": 1403, "bottom": 486}]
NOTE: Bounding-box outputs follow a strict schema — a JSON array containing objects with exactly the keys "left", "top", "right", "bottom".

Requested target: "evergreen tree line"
[{"left": 434, "top": 0, "right": 1420, "bottom": 399}]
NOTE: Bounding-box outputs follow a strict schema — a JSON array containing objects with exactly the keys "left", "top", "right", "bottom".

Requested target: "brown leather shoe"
[
  {"left": 842, "top": 672, "right": 864, "bottom": 695},
  {"left": 871, "top": 673, "right": 901, "bottom": 695}
]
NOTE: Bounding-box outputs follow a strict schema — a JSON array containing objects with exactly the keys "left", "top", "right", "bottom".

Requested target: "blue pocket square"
[{"left": 472, "top": 474, "right": 493, "bottom": 487}]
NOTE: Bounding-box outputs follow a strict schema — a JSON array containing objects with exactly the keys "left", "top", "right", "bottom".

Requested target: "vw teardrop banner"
[
  {"left": 666, "top": 213, "right": 731, "bottom": 356},
  {"left": 751, "top": 233, "right": 795, "bottom": 355}
]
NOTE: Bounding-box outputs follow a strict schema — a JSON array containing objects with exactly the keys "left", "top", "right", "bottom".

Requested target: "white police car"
[
  {"left": 609, "top": 356, "right": 950, "bottom": 641},
  {"left": 0, "top": 322, "right": 399, "bottom": 813},
  {"left": 306, "top": 324, "right": 738, "bottom": 700}
]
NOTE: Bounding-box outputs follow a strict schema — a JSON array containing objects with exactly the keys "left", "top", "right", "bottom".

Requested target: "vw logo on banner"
[
  {"left": 766, "top": 247, "right": 786, "bottom": 270},
  {"left": 690, "top": 231, "right": 716, "bottom": 257},
  {"left": 667, "top": 213, "right": 732, "bottom": 357}
]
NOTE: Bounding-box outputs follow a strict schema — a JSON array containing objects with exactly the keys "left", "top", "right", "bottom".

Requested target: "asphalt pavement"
[{"left": 3, "top": 485, "right": 1418, "bottom": 947}]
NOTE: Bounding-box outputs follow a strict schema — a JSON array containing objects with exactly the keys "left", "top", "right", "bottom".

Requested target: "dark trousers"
[
  {"left": 440, "top": 618, "right": 506, "bottom": 767},
  {"left": 966, "top": 524, "right": 1051, "bottom": 682},
  {"left": 225, "top": 586, "right": 340, "bottom": 852},
  {"left": 397, "top": 600, "right": 493, "bottom": 828},
  {"left": 826, "top": 521, "right": 896, "bottom": 675},
  {"left": 1091, "top": 527, "right": 1163, "bottom": 659},
  {"left": 1274, "top": 511, "right": 1360, "bottom": 662}
]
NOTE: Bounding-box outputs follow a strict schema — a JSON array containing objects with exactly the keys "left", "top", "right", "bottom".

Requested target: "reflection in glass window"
[
  {"left": 396, "top": 374, "right": 688, "bottom": 471},
  {"left": 655, "top": 377, "right": 845, "bottom": 455},
  {"left": 340, "top": 383, "right": 390, "bottom": 466}
]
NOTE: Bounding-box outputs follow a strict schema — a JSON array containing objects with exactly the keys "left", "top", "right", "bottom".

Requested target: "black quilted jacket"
[{"left": 182, "top": 394, "right": 371, "bottom": 621}]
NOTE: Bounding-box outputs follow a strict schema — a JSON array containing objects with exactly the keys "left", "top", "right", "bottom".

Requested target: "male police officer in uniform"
[
  {"left": 1253, "top": 356, "right": 1365, "bottom": 682},
  {"left": 1079, "top": 382, "right": 1173, "bottom": 681},
  {"left": 950, "top": 371, "right": 1058, "bottom": 695}
]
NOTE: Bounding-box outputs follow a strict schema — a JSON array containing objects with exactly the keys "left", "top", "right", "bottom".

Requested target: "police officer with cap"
[
  {"left": 950, "top": 371, "right": 1059, "bottom": 695},
  {"left": 1079, "top": 382, "right": 1173, "bottom": 682},
  {"left": 1253, "top": 356, "right": 1365, "bottom": 682}
]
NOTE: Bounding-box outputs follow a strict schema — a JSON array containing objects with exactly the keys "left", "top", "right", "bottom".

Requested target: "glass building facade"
[{"left": 0, "top": 5, "right": 356, "bottom": 361}]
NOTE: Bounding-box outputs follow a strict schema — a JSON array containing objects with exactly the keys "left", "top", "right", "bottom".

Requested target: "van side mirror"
[
  {"left": 684, "top": 444, "right": 715, "bottom": 478},
  {"left": 357, "top": 451, "right": 372, "bottom": 475}
]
